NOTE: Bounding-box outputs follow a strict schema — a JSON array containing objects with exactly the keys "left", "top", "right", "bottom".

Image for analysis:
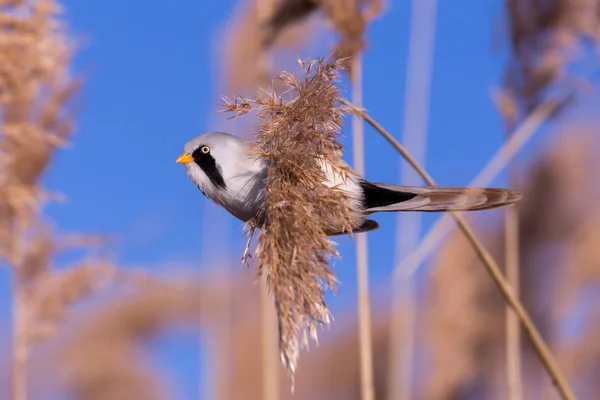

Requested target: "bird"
[{"left": 176, "top": 131, "right": 521, "bottom": 257}]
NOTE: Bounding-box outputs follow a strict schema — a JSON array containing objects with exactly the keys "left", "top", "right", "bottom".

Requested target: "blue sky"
[{"left": 0, "top": 0, "right": 595, "bottom": 399}]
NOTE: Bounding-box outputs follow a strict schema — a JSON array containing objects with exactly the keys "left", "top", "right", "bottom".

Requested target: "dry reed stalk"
[
  {"left": 498, "top": 1, "right": 600, "bottom": 395},
  {"left": 385, "top": 96, "right": 567, "bottom": 280},
  {"left": 415, "top": 127, "right": 600, "bottom": 399},
  {"left": 495, "top": 84, "right": 524, "bottom": 400},
  {"left": 350, "top": 53, "right": 374, "bottom": 400},
  {"left": 342, "top": 100, "right": 576, "bottom": 400},
  {"left": 221, "top": 57, "right": 361, "bottom": 381},
  {"left": 504, "top": 205, "right": 523, "bottom": 400},
  {"left": 259, "top": 271, "right": 280, "bottom": 399},
  {"left": 254, "top": 0, "right": 281, "bottom": 397},
  {"left": 421, "top": 129, "right": 600, "bottom": 399},
  {"left": 379, "top": 95, "right": 563, "bottom": 400},
  {"left": 496, "top": 86, "right": 525, "bottom": 400},
  {"left": 386, "top": 1, "right": 437, "bottom": 399}
]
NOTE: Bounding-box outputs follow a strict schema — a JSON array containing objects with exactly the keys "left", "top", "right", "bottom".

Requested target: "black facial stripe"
[
  {"left": 192, "top": 148, "right": 227, "bottom": 190},
  {"left": 360, "top": 180, "right": 416, "bottom": 209}
]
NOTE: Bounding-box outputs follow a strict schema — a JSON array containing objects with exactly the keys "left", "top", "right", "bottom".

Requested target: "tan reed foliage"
[
  {"left": 419, "top": 126, "right": 600, "bottom": 400},
  {"left": 221, "top": 56, "right": 361, "bottom": 379},
  {"left": 498, "top": 3, "right": 600, "bottom": 397},
  {"left": 41, "top": 131, "right": 598, "bottom": 400},
  {"left": 500, "top": 0, "right": 600, "bottom": 118},
  {"left": 204, "top": 126, "right": 599, "bottom": 399}
]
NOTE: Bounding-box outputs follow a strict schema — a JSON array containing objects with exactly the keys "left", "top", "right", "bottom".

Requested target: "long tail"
[{"left": 362, "top": 181, "right": 522, "bottom": 213}]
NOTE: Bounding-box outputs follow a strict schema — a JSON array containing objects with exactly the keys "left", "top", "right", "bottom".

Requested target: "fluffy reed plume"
[
  {"left": 221, "top": 57, "right": 360, "bottom": 378},
  {"left": 500, "top": 0, "right": 600, "bottom": 117},
  {"left": 262, "top": 0, "right": 384, "bottom": 73}
]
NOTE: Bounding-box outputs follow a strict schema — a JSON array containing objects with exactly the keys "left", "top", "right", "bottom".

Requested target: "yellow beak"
[{"left": 176, "top": 153, "right": 193, "bottom": 164}]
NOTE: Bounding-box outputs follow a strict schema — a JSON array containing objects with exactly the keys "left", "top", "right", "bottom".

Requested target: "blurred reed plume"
[
  {"left": 219, "top": 0, "right": 322, "bottom": 95},
  {"left": 499, "top": 0, "right": 600, "bottom": 121},
  {"left": 221, "top": 57, "right": 361, "bottom": 379},
  {"left": 219, "top": 0, "right": 384, "bottom": 96},
  {"left": 262, "top": 0, "right": 383, "bottom": 74},
  {"left": 0, "top": 1, "right": 119, "bottom": 398},
  {"left": 0, "top": 0, "right": 76, "bottom": 265}
]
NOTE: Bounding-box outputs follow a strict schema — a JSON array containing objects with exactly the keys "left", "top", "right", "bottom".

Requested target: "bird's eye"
[{"left": 200, "top": 145, "right": 210, "bottom": 154}]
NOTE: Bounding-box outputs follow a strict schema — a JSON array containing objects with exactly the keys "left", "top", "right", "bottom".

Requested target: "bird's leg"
[{"left": 241, "top": 227, "right": 255, "bottom": 267}]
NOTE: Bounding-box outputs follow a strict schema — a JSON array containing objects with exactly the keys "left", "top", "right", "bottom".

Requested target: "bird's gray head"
[{"left": 176, "top": 131, "right": 252, "bottom": 197}]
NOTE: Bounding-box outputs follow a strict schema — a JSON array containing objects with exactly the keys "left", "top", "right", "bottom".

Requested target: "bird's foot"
[
  {"left": 241, "top": 231, "right": 254, "bottom": 268},
  {"left": 241, "top": 247, "right": 253, "bottom": 267}
]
